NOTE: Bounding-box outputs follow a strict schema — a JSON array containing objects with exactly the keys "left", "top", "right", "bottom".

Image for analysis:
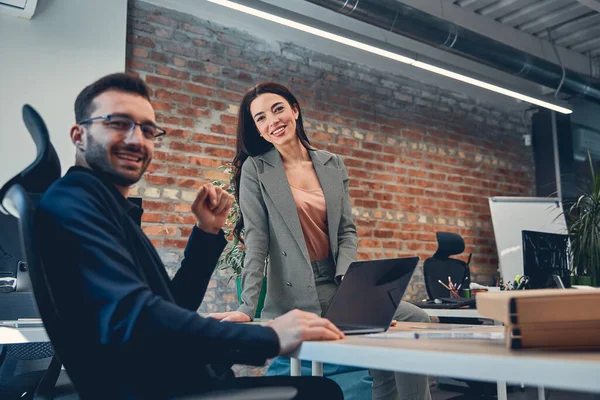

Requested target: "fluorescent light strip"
[
  {"left": 207, "top": 0, "right": 572, "bottom": 115},
  {"left": 413, "top": 62, "right": 572, "bottom": 114}
]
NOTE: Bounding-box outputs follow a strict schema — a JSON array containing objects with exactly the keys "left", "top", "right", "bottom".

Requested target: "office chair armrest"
[{"left": 175, "top": 386, "right": 298, "bottom": 400}]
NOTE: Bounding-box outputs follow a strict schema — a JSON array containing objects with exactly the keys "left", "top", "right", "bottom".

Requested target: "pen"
[{"left": 438, "top": 280, "right": 451, "bottom": 290}]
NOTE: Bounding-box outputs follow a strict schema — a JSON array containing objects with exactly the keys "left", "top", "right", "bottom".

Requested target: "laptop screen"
[{"left": 324, "top": 257, "right": 418, "bottom": 328}]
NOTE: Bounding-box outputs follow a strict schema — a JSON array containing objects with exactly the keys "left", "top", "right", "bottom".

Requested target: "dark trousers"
[{"left": 215, "top": 376, "right": 344, "bottom": 400}]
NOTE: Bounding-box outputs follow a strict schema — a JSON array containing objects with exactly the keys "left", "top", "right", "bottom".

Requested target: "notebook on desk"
[{"left": 324, "top": 257, "right": 419, "bottom": 335}]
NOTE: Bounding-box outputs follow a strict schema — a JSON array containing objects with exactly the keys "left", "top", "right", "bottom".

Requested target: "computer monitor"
[
  {"left": 522, "top": 230, "right": 571, "bottom": 289},
  {"left": 0, "top": 212, "right": 39, "bottom": 319}
]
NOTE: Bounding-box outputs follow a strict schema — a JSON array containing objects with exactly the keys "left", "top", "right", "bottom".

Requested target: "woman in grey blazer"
[{"left": 209, "top": 82, "right": 431, "bottom": 400}]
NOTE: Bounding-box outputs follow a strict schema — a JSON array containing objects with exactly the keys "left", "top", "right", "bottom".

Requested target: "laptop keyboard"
[{"left": 335, "top": 323, "right": 379, "bottom": 331}]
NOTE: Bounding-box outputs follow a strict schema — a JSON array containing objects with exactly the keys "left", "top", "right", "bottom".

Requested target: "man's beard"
[{"left": 84, "top": 134, "right": 149, "bottom": 187}]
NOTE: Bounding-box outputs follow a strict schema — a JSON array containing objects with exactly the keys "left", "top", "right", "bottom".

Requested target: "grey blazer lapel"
[
  {"left": 310, "top": 150, "right": 342, "bottom": 256},
  {"left": 258, "top": 149, "right": 311, "bottom": 265}
]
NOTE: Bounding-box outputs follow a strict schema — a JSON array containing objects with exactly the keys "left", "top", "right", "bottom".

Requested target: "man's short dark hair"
[{"left": 74, "top": 73, "right": 151, "bottom": 123}]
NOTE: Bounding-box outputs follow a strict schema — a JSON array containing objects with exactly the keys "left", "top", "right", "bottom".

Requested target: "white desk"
[
  {"left": 423, "top": 308, "right": 482, "bottom": 319},
  {"left": 0, "top": 326, "right": 49, "bottom": 344},
  {"left": 291, "top": 323, "right": 600, "bottom": 399}
]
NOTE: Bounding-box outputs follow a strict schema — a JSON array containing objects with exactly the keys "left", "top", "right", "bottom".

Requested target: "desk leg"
[
  {"left": 312, "top": 361, "right": 323, "bottom": 377},
  {"left": 497, "top": 381, "right": 507, "bottom": 400},
  {"left": 537, "top": 386, "right": 546, "bottom": 400},
  {"left": 290, "top": 358, "right": 302, "bottom": 376}
]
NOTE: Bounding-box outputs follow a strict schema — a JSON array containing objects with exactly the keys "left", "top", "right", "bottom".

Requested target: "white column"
[
  {"left": 538, "top": 386, "right": 546, "bottom": 400},
  {"left": 497, "top": 381, "right": 508, "bottom": 400},
  {"left": 312, "top": 361, "right": 323, "bottom": 376},
  {"left": 290, "top": 358, "right": 302, "bottom": 376}
]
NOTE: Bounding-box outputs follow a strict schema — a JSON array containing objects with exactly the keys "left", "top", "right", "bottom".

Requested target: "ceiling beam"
[
  {"left": 396, "top": 0, "right": 594, "bottom": 76},
  {"left": 576, "top": 0, "right": 600, "bottom": 13}
]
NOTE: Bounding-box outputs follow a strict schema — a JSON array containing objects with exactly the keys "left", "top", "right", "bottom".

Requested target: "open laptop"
[{"left": 324, "top": 257, "right": 419, "bottom": 335}]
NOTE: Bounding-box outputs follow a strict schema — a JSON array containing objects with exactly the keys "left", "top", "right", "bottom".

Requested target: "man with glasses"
[{"left": 36, "top": 73, "right": 344, "bottom": 399}]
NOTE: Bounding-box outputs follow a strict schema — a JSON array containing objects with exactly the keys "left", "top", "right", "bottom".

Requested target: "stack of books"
[{"left": 476, "top": 288, "right": 600, "bottom": 349}]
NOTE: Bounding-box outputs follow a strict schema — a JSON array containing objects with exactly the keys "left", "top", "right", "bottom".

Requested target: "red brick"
[
  {"left": 165, "top": 214, "right": 198, "bottom": 224},
  {"left": 142, "top": 213, "right": 163, "bottom": 223},
  {"left": 178, "top": 107, "right": 210, "bottom": 118},
  {"left": 184, "top": 83, "right": 213, "bottom": 96},
  {"left": 210, "top": 101, "right": 227, "bottom": 111},
  {"left": 187, "top": 156, "right": 224, "bottom": 168},
  {"left": 204, "top": 147, "right": 235, "bottom": 159},
  {"left": 312, "top": 132, "right": 333, "bottom": 142},
  {"left": 128, "top": 34, "right": 156, "bottom": 48},
  {"left": 146, "top": 75, "right": 182, "bottom": 90},
  {"left": 210, "top": 124, "right": 236, "bottom": 136},
  {"left": 192, "top": 75, "right": 220, "bottom": 86},
  {"left": 165, "top": 153, "right": 188, "bottom": 163},
  {"left": 127, "top": 59, "right": 153, "bottom": 72},
  {"left": 133, "top": 47, "right": 150, "bottom": 58},
  {"left": 170, "top": 141, "right": 203, "bottom": 153},
  {"left": 193, "top": 134, "right": 228, "bottom": 145},
  {"left": 216, "top": 90, "right": 242, "bottom": 102},
  {"left": 166, "top": 129, "right": 191, "bottom": 139},
  {"left": 151, "top": 101, "right": 173, "bottom": 111},
  {"left": 145, "top": 175, "right": 176, "bottom": 186},
  {"left": 142, "top": 224, "right": 179, "bottom": 237},
  {"left": 220, "top": 114, "right": 238, "bottom": 125},
  {"left": 156, "top": 66, "right": 190, "bottom": 80},
  {"left": 351, "top": 150, "right": 374, "bottom": 160},
  {"left": 363, "top": 142, "right": 382, "bottom": 152},
  {"left": 192, "top": 97, "right": 209, "bottom": 107},
  {"left": 150, "top": 51, "right": 169, "bottom": 63},
  {"left": 145, "top": 163, "right": 166, "bottom": 174},
  {"left": 163, "top": 239, "right": 189, "bottom": 249},
  {"left": 142, "top": 201, "right": 173, "bottom": 211},
  {"left": 355, "top": 199, "right": 378, "bottom": 208},
  {"left": 178, "top": 178, "right": 205, "bottom": 189},
  {"left": 168, "top": 166, "right": 202, "bottom": 177}
]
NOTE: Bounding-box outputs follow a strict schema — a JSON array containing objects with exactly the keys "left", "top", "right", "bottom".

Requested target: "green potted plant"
[
  {"left": 565, "top": 154, "right": 600, "bottom": 286},
  {"left": 213, "top": 164, "right": 267, "bottom": 317}
]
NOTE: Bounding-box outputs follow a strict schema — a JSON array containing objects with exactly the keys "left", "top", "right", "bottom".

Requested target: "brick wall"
[{"left": 126, "top": 1, "right": 535, "bottom": 313}]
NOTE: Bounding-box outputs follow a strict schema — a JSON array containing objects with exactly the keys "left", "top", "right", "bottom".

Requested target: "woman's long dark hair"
[{"left": 233, "top": 82, "right": 314, "bottom": 243}]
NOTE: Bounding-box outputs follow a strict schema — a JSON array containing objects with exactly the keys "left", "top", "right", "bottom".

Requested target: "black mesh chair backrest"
[
  {"left": 423, "top": 232, "right": 470, "bottom": 300},
  {"left": 0, "top": 105, "right": 76, "bottom": 396},
  {"left": 0, "top": 106, "right": 61, "bottom": 210}
]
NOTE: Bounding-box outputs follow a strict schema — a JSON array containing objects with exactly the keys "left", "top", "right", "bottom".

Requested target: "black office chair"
[
  {"left": 423, "top": 232, "right": 471, "bottom": 300},
  {"left": 0, "top": 105, "right": 72, "bottom": 399},
  {"left": 0, "top": 105, "right": 296, "bottom": 400}
]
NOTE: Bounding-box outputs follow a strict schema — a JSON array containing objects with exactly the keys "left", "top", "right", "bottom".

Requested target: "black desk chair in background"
[
  {"left": 422, "top": 233, "right": 498, "bottom": 399},
  {"left": 0, "top": 105, "right": 296, "bottom": 400},
  {"left": 423, "top": 232, "right": 471, "bottom": 300}
]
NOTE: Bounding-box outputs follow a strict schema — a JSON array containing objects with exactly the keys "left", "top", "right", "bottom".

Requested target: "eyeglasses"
[{"left": 78, "top": 114, "right": 167, "bottom": 140}]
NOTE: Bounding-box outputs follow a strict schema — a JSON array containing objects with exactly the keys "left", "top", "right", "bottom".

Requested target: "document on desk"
[
  {"left": 367, "top": 330, "right": 505, "bottom": 340},
  {"left": 0, "top": 319, "right": 44, "bottom": 328}
]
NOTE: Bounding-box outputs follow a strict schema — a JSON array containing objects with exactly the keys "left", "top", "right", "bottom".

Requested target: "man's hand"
[
  {"left": 207, "top": 311, "right": 251, "bottom": 322},
  {"left": 191, "top": 183, "right": 234, "bottom": 234},
  {"left": 267, "top": 309, "right": 344, "bottom": 356}
]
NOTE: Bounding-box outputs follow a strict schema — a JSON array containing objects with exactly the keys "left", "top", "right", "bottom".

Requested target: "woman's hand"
[{"left": 207, "top": 311, "right": 252, "bottom": 322}]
